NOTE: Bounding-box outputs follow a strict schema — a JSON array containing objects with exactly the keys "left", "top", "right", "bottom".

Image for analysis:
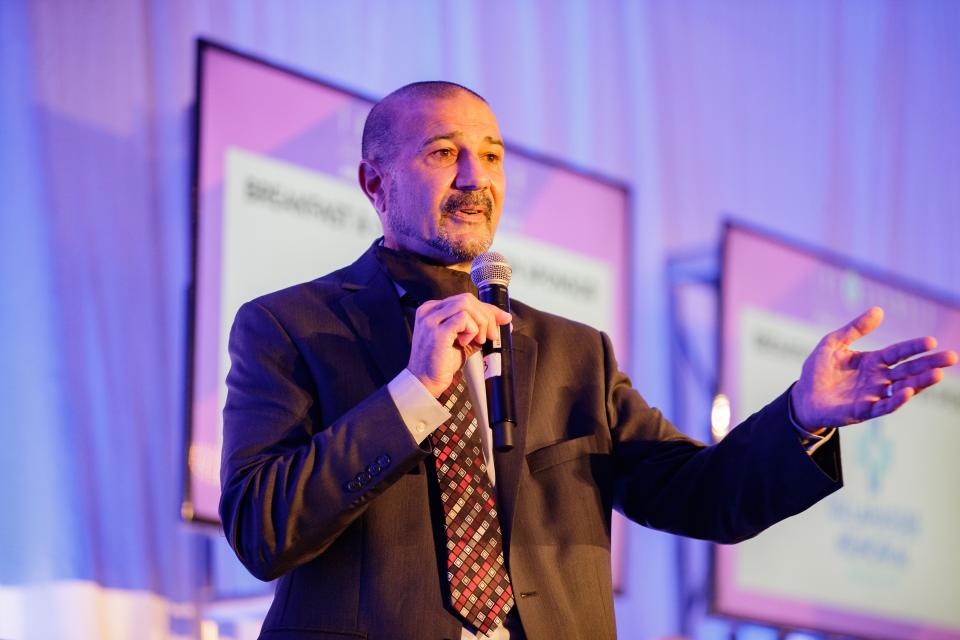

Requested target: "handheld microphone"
[{"left": 470, "top": 251, "right": 517, "bottom": 452}]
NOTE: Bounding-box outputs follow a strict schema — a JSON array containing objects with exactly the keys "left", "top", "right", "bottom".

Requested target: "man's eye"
[
  {"left": 432, "top": 149, "right": 454, "bottom": 158},
  {"left": 485, "top": 153, "right": 502, "bottom": 163}
]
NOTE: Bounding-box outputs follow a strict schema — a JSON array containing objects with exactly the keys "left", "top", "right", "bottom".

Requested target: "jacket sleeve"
[
  {"left": 218, "top": 300, "right": 430, "bottom": 581},
  {"left": 602, "top": 332, "right": 843, "bottom": 544}
]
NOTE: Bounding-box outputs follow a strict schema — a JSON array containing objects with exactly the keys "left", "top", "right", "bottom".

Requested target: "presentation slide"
[
  {"left": 714, "top": 223, "right": 960, "bottom": 639},
  {"left": 186, "top": 39, "right": 632, "bottom": 589}
]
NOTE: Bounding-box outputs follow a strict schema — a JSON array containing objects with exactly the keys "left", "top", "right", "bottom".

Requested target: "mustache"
[{"left": 441, "top": 191, "right": 493, "bottom": 219}]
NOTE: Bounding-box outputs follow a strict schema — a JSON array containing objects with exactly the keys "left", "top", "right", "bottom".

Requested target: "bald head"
[
  {"left": 356, "top": 81, "right": 504, "bottom": 268},
  {"left": 361, "top": 81, "right": 488, "bottom": 167}
]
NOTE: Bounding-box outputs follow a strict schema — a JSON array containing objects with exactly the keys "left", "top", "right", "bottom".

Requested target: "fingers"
[
  {"left": 416, "top": 293, "right": 511, "bottom": 346},
  {"left": 440, "top": 310, "right": 481, "bottom": 347},
  {"left": 408, "top": 294, "right": 512, "bottom": 396},
  {"left": 886, "top": 349, "right": 957, "bottom": 380},
  {"left": 873, "top": 336, "right": 937, "bottom": 366},
  {"left": 866, "top": 386, "right": 915, "bottom": 420},
  {"left": 889, "top": 367, "right": 945, "bottom": 398},
  {"left": 868, "top": 351, "right": 954, "bottom": 418},
  {"left": 827, "top": 306, "right": 884, "bottom": 347},
  {"left": 869, "top": 345, "right": 956, "bottom": 400}
]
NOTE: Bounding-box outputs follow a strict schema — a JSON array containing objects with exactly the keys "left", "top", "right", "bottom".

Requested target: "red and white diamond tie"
[{"left": 431, "top": 371, "right": 514, "bottom": 634}]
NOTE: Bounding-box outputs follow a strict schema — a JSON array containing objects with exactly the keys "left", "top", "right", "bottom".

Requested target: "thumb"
[{"left": 828, "top": 306, "right": 884, "bottom": 347}]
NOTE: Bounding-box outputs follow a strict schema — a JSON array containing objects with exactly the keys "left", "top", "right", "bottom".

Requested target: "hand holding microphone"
[
  {"left": 405, "top": 251, "right": 518, "bottom": 451},
  {"left": 407, "top": 293, "right": 511, "bottom": 398}
]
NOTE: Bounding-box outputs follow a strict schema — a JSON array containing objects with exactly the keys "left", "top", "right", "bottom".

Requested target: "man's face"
[{"left": 374, "top": 92, "right": 505, "bottom": 266}]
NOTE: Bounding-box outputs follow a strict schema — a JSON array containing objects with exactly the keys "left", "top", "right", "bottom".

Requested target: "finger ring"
[{"left": 885, "top": 384, "right": 894, "bottom": 399}]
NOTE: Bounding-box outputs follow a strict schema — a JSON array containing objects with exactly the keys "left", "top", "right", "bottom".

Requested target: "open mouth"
[
  {"left": 443, "top": 192, "right": 493, "bottom": 220},
  {"left": 446, "top": 207, "right": 489, "bottom": 222}
]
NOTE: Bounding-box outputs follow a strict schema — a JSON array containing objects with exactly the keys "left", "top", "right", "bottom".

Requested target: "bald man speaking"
[{"left": 219, "top": 81, "right": 956, "bottom": 640}]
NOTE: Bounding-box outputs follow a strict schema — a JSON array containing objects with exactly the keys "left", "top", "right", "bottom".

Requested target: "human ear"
[{"left": 358, "top": 160, "right": 388, "bottom": 213}]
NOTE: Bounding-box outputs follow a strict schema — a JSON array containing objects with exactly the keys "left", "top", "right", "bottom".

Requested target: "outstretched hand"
[{"left": 791, "top": 307, "right": 958, "bottom": 432}]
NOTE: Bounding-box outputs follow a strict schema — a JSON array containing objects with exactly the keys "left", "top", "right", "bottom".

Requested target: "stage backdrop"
[{"left": 1, "top": 2, "right": 958, "bottom": 639}]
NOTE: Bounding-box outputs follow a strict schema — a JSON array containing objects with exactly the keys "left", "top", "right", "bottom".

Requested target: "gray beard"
[
  {"left": 385, "top": 186, "right": 493, "bottom": 263},
  {"left": 385, "top": 211, "right": 491, "bottom": 263},
  {"left": 432, "top": 219, "right": 492, "bottom": 261}
]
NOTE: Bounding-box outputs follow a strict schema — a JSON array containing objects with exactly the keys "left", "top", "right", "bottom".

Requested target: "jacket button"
[
  {"left": 356, "top": 471, "right": 372, "bottom": 486},
  {"left": 345, "top": 480, "right": 361, "bottom": 491},
  {"left": 367, "top": 462, "right": 382, "bottom": 476},
  {"left": 376, "top": 454, "right": 391, "bottom": 467}
]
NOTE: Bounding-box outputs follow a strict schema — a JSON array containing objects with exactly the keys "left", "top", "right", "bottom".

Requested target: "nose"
[{"left": 453, "top": 153, "right": 491, "bottom": 191}]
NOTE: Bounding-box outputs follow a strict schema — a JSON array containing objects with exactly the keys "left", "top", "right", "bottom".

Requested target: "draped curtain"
[{"left": 1, "top": 1, "right": 957, "bottom": 638}]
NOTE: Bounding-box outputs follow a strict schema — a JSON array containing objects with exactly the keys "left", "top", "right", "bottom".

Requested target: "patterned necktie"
[{"left": 431, "top": 371, "right": 514, "bottom": 635}]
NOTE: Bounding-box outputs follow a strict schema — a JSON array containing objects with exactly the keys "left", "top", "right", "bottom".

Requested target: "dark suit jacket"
[{"left": 220, "top": 244, "right": 843, "bottom": 640}]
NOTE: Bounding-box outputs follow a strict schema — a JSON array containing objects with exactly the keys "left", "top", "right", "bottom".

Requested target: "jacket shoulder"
[{"left": 242, "top": 249, "right": 381, "bottom": 319}]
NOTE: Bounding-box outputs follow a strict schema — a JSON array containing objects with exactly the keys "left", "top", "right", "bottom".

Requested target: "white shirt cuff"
[
  {"left": 795, "top": 423, "right": 836, "bottom": 455},
  {"left": 387, "top": 368, "right": 451, "bottom": 444}
]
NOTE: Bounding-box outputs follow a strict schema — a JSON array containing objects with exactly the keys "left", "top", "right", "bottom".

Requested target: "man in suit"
[{"left": 219, "top": 81, "right": 956, "bottom": 640}]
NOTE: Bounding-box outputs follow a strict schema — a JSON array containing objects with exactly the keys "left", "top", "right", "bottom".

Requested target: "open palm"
[{"left": 790, "top": 307, "right": 957, "bottom": 431}]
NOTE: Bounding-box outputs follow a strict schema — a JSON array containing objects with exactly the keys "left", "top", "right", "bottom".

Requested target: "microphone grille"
[{"left": 471, "top": 251, "right": 512, "bottom": 288}]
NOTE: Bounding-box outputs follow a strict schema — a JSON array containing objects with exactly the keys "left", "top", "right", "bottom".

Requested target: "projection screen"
[
  {"left": 184, "top": 40, "right": 632, "bottom": 585},
  {"left": 714, "top": 222, "right": 960, "bottom": 639}
]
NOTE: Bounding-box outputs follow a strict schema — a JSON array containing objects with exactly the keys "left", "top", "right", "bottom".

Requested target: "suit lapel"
[
  {"left": 493, "top": 329, "right": 537, "bottom": 551},
  {"left": 339, "top": 248, "right": 410, "bottom": 385}
]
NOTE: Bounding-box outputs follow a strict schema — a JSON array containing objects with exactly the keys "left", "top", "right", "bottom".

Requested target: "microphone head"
[{"left": 471, "top": 251, "right": 512, "bottom": 288}]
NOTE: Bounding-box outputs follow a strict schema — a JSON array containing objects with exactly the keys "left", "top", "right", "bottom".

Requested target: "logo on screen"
[{"left": 856, "top": 420, "right": 892, "bottom": 494}]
